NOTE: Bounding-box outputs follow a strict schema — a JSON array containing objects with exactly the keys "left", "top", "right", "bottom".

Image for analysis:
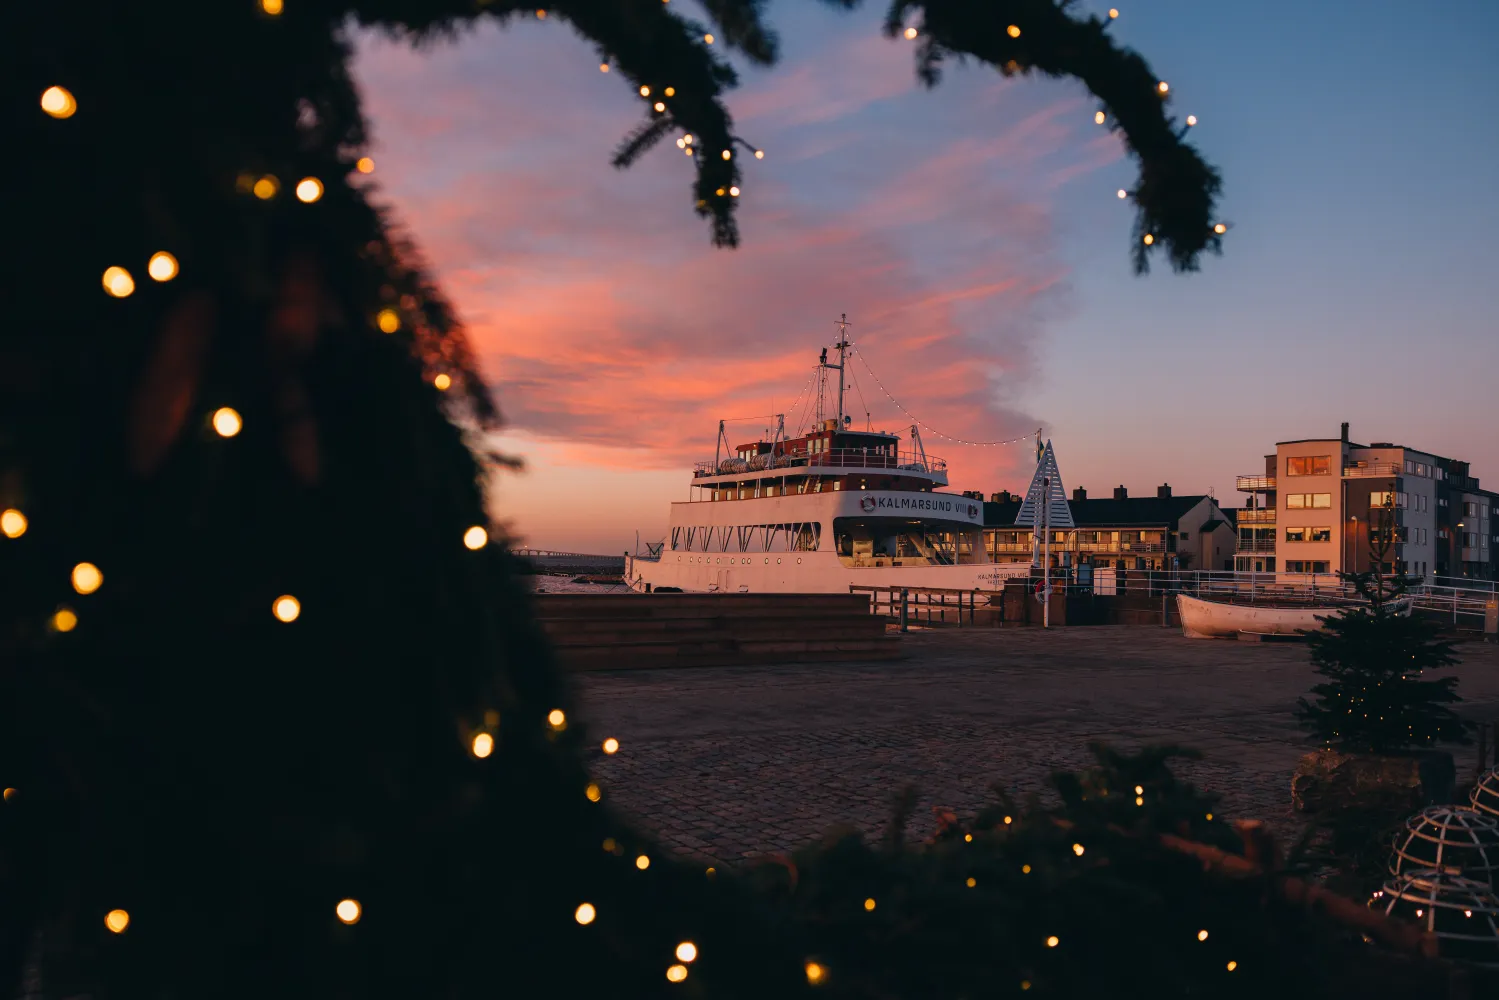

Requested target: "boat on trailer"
[{"left": 626, "top": 321, "right": 1032, "bottom": 595}]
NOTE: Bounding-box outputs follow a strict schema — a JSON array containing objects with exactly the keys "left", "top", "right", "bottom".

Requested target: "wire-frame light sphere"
[
  {"left": 147, "top": 251, "right": 179, "bottom": 282},
  {"left": 1, "top": 509, "right": 27, "bottom": 539},
  {"left": 105, "top": 909, "right": 130, "bottom": 933},
  {"left": 102, "top": 267, "right": 135, "bottom": 298},
  {"left": 463, "top": 525, "right": 489, "bottom": 550},
  {"left": 1473, "top": 767, "right": 1499, "bottom": 820},
  {"left": 72, "top": 562, "right": 103, "bottom": 595},
  {"left": 272, "top": 595, "right": 301, "bottom": 623},
  {"left": 336, "top": 899, "right": 361, "bottom": 925},
  {"left": 213, "top": 407, "right": 243, "bottom": 438},
  {"left": 41, "top": 86, "right": 78, "bottom": 119},
  {"left": 471, "top": 733, "right": 494, "bottom": 758},
  {"left": 295, "top": 177, "right": 324, "bottom": 203},
  {"left": 1375, "top": 870, "right": 1499, "bottom": 965},
  {"left": 1390, "top": 806, "right": 1499, "bottom": 887},
  {"left": 574, "top": 902, "right": 596, "bottom": 925}
]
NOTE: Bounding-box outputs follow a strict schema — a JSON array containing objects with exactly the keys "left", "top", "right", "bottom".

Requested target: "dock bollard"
[{"left": 899, "top": 589, "right": 909, "bottom": 633}]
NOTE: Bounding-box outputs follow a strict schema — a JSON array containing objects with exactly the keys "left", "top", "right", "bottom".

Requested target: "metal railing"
[
  {"left": 1235, "top": 540, "right": 1277, "bottom": 553},
  {"left": 1236, "top": 509, "right": 1276, "bottom": 524},
  {"left": 695, "top": 448, "right": 947, "bottom": 478},
  {"left": 1236, "top": 475, "right": 1276, "bottom": 491},
  {"left": 1343, "top": 463, "right": 1402, "bottom": 478},
  {"left": 852, "top": 585, "right": 997, "bottom": 628}
]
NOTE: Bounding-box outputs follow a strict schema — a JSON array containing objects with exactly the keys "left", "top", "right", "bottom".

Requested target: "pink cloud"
[{"left": 353, "top": 17, "right": 1121, "bottom": 497}]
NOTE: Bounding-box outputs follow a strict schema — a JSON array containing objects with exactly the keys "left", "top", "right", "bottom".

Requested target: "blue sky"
[{"left": 356, "top": 0, "right": 1499, "bottom": 551}]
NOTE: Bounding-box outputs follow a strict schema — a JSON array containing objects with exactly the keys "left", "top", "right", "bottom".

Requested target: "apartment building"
[
  {"left": 984, "top": 485, "right": 1236, "bottom": 572},
  {"left": 1233, "top": 423, "right": 1498, "bottom": 581}
]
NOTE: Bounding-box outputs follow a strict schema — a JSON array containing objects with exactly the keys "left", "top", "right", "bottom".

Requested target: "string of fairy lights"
[{"left": 10, "top": 3, "right": 1259, "bottom": 990}]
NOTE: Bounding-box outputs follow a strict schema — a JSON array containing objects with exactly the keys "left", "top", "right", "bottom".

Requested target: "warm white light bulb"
[
  {"left": 272, "top": 595, "right": 301, "bottom": 622},
  {"left": 72, "top": 562, "right": 103, "bottom": 595},
  {"left": 903, "top": 26, "right": 917, "bottom": 39},
  {"left": 463, "top": 525, "right": 488, "bottom": 550},
  {"left": 575, "top": 902, "right": 596, "bottom": 925},
  {"left": 336, "top": 898, "right": 361, "bottom": 924},
  {"left": 1186, "top": 115, "right": 1197, "bottom": 126},
  {"left": 41, "top": 86, "right": 77, "bottom": 119},
  {"left": 1117, "top": 189, "right": 1127, "bottom": 199}
]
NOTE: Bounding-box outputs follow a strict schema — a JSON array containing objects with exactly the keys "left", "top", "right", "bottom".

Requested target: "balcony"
[
  {"left": 1236, "top": 509, "right": 1276, "bottom": 524},
  {"left": 1235, "top": 539, "right": 1277, "bottom": 554},
  {"left": 1236, "top": 475, "right": 1276, "bottom": 491},
  {"left": 1343, "top": 463, "right": 1401, "bottom": 478}
]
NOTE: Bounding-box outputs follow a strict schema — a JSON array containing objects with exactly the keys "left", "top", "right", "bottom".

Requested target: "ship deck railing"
[{"left": 695, "top": 448, "right": 947, "bottom": 478}]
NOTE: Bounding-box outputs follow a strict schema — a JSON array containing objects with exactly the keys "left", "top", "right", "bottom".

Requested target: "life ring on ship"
[{"left": 1033, "top": 579, "right": 1051, "bottom": 602}]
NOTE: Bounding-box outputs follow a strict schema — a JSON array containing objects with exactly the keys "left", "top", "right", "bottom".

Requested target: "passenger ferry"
[{"left": 626, "top": 326, "right": 1033, "bottom": 594}]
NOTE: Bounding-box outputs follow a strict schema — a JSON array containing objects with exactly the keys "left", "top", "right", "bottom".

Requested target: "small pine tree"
[{"left": 1295, "top": 499, "right": 1467, "bottom": 754}]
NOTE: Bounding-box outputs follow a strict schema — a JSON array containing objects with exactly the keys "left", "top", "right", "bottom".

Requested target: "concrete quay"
[{"left": 578, "top": 627, "right": 1499, "bottom": 866}]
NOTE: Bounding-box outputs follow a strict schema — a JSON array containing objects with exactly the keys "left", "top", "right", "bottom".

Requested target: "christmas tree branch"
[{"left": 876, "top": 0, "right": 1223, "bottom": 273}]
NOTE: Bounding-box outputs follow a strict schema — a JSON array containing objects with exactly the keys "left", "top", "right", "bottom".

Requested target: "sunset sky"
[{"left": 353, "top": 0, "right": 1499, "bottom": 554}]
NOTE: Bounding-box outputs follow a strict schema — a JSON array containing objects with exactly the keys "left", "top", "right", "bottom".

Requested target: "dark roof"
[
  {"left": 1198, "top": 517, "right": 1228, "bottom": 533},
  {"left": 983, "top": 494, "right": 1213, "bottom": 528}
]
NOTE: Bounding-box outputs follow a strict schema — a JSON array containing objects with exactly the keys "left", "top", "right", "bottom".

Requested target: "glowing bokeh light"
[
  {"left": 471, "top": 733, "right": 494, "bottom": 758},
  {"left": 575, "top": 902, "right": 596, "bottom": 925},
  {"left": 377, "top": 308, "right": 400, "bottom": 333},
  {"left": 102, "top": 267, "right": 135, "bottom": 298},
  {"left": 602, "top": 737, "right": 620, "bottom": 754},
  {"left": 675, "top": 941, "right": 697, "bottom": 962},
  {"left": 272, "top": 595, "right": 301, "bottom": 622},
  {"left": 41, "top": 86, "right": 77, "bottom": 119},
  {"left": 336, "top": 899, "right": 361, "bottom": 924},
  {"left": 464, "top": 525, "right": 489, "bottom": 550},
  {"left": 72, "top": 562, "right": 103, "bottom": 595},
  {"left": 212, "top": 407, "right": 243, "bottom": 438},
  {"left": 147, "top": 251, "right": 179, "bottom": 282},
  {"left": 253, "top": 176, "right": 279, "bottom": 200},
  {"left": 52, "top": 608, "right": 78, "bottom": 632},
  {"left": 105, "top": 909, "right": 130, "bottom": 933},
  {"left": 295, "top": 177, "right": 324, "bottom": 203},
  {"left": 1, "top": 509, "right": 27, "bottom": 538},
  {"left": 666, "top": 964, "right": 688, "bottom": 983}
]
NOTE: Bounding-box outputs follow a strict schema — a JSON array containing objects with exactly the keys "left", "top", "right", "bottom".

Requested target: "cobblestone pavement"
[{"left": 577, "top": 627, "right": 1499, "bottom": 866}]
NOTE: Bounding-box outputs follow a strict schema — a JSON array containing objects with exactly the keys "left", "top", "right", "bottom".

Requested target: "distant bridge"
[{"left": 511, "top": 548, "right": 626, "bottom": 572}]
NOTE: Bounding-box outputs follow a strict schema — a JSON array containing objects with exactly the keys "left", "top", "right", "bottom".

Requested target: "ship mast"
[{"left": 833, "top": 313, "right": 851, "bottom": 430}]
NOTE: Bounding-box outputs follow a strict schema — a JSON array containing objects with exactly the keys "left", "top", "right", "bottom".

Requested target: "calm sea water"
[{"left": 524, "top": 575, "right": 633, "bottom": 595}]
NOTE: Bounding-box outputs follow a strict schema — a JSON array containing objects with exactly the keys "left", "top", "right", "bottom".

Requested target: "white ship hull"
[
  {"left": 628, "top": 488, "right": 1031, "bottom": 594},
  {"left": 628, "top": 547, "right": 1030, "bottom": 594}
]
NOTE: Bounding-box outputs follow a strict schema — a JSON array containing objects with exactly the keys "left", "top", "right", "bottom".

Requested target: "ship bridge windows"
[{"left": 670, "top": 522, "right": 821, "bottom": 553}]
